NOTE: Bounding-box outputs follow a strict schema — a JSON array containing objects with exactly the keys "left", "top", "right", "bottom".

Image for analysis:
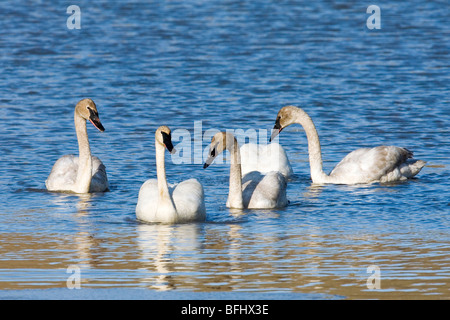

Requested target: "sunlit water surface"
[{"left": 0, "top": 0, "right": 448, "bottom": 299}]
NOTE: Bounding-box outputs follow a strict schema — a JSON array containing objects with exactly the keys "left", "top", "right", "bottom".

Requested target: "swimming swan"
[
  {"left": 203, "top": 132, "right": 288, "bottom": 209},
  {"left": 45, "top": 98, "right": 108, "bottom": 193},
  {"left": 240, "top": 142, "right": 293, "bottom": 178},
  {"left": 270, "top": 105, "right": 426, "bottom": 184},
  {"left": 136, "top": 126, "right": 206, "bottom": 224}
]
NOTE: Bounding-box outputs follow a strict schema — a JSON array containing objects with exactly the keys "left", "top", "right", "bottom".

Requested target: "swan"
[
  {"left": 203, "top": 132, "right": 288, "bottom": 209},
  {"left": 136, "top": 126, "right": 206, "bottom": 224},
  {"left": 45, "top": 98, "right": 108, "bottom": 193},
  {"left": 240, "top": 142, "right": 293, "bottom": 178},
  {"left": 270, "top": 105, "right": 426, "bottom": 184}
]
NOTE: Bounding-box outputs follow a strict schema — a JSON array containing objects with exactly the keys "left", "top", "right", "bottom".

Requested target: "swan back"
[
  {"left": 46, "top": 155, "right": 108, "bottom": 192},
  {"left": 172, "top": 178, "right": 206, "bottom": 222},
  {"left": 329, "top": 146, "right": 425, "bottom": 184},
  {"left": 136, "top": 179, "right": 206, "bottom": 224},
  {"left": 241, "top": 171, "right": 288, "bottom": 209},
  {"left": 136, "top": 179, "right": 161, "bottom": 222},
  {"left": 89, "top": 157, "right": 108, "bottom": 192},
  {"left": 46, "top": 155, "right": 78, "bottom": 190},
  {"left": 240, "top": 143, "right": 293, "bottom": 178}
]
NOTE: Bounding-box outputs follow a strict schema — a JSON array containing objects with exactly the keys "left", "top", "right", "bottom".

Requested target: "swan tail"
[
  {"left": 398, "top": 147, "right": 426, "bottom": 178},
  {"left": 400, "top": 159, "right": 426, "bottom": 178}
]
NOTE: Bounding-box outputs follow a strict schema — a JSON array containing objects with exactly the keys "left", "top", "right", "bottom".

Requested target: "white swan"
[
  {"left": 270, "top": 105, "right": 426, "bottom": 184},
  {"left": 136, "top": 126, "right": 206, "bottom": 224},
  {"left": 240, "top": 142, "right": 293, "bottom": 178},
  {"left": 203, "top": 132, "right": 288, "bottom": 209},
  {"left": 45, "top": 98, "right": 108, "bottom": 193}
]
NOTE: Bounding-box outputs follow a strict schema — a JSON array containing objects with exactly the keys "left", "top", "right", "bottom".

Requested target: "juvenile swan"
[
  {"left": 136, "top": 126, "right": 206, "bottom": 224},
  {"left": 203, "top": 132, "right": 288, "bottom": 209},
  {"left": 46, "top": 98, "right": 108, "bottom": 193},
  {"left": 270, "top": 105, "right": 426, "bottom": 184}
]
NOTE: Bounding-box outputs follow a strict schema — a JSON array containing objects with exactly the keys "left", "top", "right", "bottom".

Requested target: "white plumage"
[
  {"left": 136, "top": 179, "right": 206, "bottom": 223},
  {"left": 204, "top": 132, "right": 288, "bottom": 209},
  {"left": 271, "top": 105, "right": 426, "bottom": 184},
  {"left": 241, "top": 171, "right": 288, "bottom": 209},
  {"left": 240, "top": 142, "right": 293, "bottom": 178},
  {"left": 136, "top": 126, "right": 206, "bottom": 224},
  {"left": 46, "top": 155, "right": 108, "bottom": 192},
  {"left": 45, "top": 98, "right": 108, "bottom": 193},
  {"left": 327, "top": 146, "right": 426, "bottom": 184}
]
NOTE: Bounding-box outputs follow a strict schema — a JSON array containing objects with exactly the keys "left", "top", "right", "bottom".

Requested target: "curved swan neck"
[
  {"left": 227, "top": 137, "right": 244, "bottom": 209},
  {"left": 74, "top": 111, "right": 92, "bottom": 193},
  {"left": 291, "top": 108, "right": 329, "bottom": 183},
  {"left": 155, "top": 140, "right": 176, "bottom": 212}
]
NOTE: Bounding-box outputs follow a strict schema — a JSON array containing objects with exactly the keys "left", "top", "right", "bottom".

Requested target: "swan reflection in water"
[{"left": 136, "top": 223, "right": 203, "bottom": 290}]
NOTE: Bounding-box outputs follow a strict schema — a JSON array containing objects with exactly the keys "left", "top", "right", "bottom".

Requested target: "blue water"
[{"left": 0, "top": 0, "right": 449, "bottom": 299}]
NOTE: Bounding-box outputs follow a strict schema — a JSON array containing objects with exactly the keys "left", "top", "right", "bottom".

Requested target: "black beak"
[
  {"left": 269, "top": 117, "right": 282, "bottom": 142},
  {"left": 161, "top": 131, "right": 175, "bottom": 154},
  {"left": 88, "top": 108, "right": 105, "bottom": 132},
  {"left": 203, "top": 147, "right": 216, "bottom": 169}
]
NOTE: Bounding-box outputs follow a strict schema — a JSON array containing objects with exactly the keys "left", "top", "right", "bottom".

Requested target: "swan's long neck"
[
  {"left": 74, "top": 112, "right": 92, "bottom": 193},
  {"left": 292, "top": 108, "right": 330, "bottom": 183},
  {"left": 155, "top": 141, "right": 177, "bottom": 218},
  {"left": 227, "top": 138, "right": 244, "bottom": 209}
]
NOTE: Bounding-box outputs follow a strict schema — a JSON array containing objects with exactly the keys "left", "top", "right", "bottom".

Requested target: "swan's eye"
[
  {"left": 87, "top": 107, "right": 99, "bottom": 119},
  {"left": 274, "top": 116, "right": 282, "bottom": 130},
  {"left": 210, "top": 147, "right": 216, "bottom": 157},
  {"left": 161, "top": 131, "right": 171, "bottom": 141},
  {"left": 161, "top": 131, "right": 174, "bottom": 152}
]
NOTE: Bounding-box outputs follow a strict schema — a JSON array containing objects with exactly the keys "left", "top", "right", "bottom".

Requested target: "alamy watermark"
[
  {"left": 66, "top": 4, "right": 380, "bottom": 31},
  {"left": 66, "top": 265, "right": 81, "bottom": 289},
  {"left": 366, "top": 5, "right": 381, "bottom": 30},
  {"left": 168, "top": 120, "right": 274, "bottom": 165},
  {"left": 64, "top": 263, "right": 382, "bottom": 290},
  {"left": 366, "top": 265, "right": 381, "bottom": 289},
  {"left": 67, "top": 5, "right": 81, "bottom": 29}
]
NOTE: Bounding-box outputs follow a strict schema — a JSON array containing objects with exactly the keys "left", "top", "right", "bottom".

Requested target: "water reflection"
[
  {"left": 302, "top": 184, "right": 324, "bottom": 200},
  {"left": 73, "top": 194, "right": 96, "bottom": 271},
  {"left": 137, "top": 223, "right": 202, "bottom": 290},
  {"left": 227, "top": 224, "right": 243, "bottom": 287},
  {"left": 47, "top": 193, "right": 98, "bottom": 272},
  {"left": 75, "top": 193, "right": 93, "bottom": 217}
]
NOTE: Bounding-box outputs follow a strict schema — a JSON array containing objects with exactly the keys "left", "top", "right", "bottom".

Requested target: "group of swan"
[{"left": 46, "top": 100, "right": 426, "bottom": 224}]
